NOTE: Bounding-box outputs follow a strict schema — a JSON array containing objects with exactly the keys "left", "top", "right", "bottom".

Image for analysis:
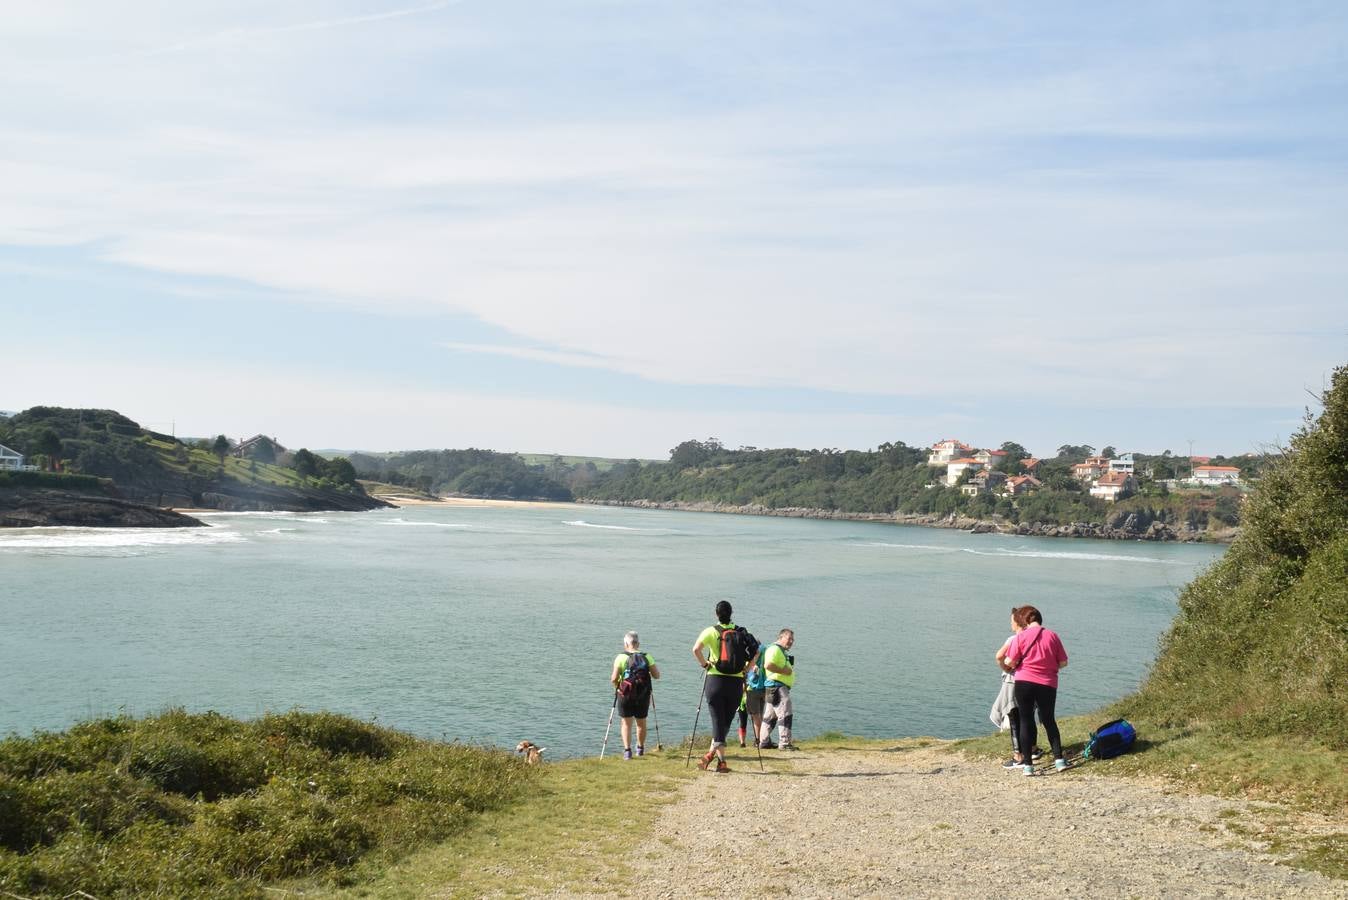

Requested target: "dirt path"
[{"left": 580, "top": 741, "right": 1348, "bottom": 898}]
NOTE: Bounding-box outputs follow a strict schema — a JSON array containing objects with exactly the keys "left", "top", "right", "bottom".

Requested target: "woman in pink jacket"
[{"left": 1002, "top": 604, "right": 1069, "bottom": 775}]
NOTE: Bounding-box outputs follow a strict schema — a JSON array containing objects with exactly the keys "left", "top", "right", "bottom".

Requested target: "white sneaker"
[
  {"left": 1022, "top": 764, "right": 1036, "bottom": 777},
  {"left": 1054, "top": 758, "right": 1069, "bottom": 772}
]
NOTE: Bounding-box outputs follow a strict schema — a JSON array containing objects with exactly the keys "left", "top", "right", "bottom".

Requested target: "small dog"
[{"left": 515, "top": 740, "right": 546, "bottom": 764}]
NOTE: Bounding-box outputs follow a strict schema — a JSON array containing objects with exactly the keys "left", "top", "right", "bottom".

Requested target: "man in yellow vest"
[{"left": 758, "top": 628, "right": 797, "bottom": 751}]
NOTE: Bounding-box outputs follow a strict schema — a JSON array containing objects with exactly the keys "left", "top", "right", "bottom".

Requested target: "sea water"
[{"left": 0, "top": 504, "right": 1223, "bottom": 756}]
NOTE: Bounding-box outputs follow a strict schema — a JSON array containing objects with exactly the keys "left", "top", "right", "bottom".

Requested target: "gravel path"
[{"left": 592, "top": 741, "right": 1348, "bottom": 899}]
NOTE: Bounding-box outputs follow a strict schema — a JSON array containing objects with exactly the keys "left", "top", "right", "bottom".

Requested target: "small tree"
[
  {"left": 36, "top": 429, "right": 63, "bottom": 472},
  {"left": 213, "top": 435, "right": 230, "bottom": 466}
]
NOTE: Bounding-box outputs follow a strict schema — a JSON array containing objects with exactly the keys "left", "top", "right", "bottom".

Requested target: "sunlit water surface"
[{"left": 0, "top": 504, "right": 1223, "bottom": 757}]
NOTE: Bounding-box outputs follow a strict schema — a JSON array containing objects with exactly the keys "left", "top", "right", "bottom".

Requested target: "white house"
[
  {"left": 1108, "top": 453, "right": 1135, "bottom": 475},
  {"left": 945, "top": 457, "right": 984, "bottom": 486},
  {"left": 928, "top": 439, "right": 973, "bottom": 467},
  {"left": 1090, "top": 471, "right": 1137, "bottom": 502},
  {"left": 1190, "top": 465, "right": 1241, "bottom": 487},
  {"left": 973, "top": 449, "right": 1008, "bottom": 468},
  {"left": 0, "top": 443, "right": 28, "bottom": 471}
]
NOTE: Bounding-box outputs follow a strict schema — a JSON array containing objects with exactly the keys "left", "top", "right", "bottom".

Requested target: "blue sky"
[{"left": 2, "top": 2, "right": 1344, "bottom": 458}]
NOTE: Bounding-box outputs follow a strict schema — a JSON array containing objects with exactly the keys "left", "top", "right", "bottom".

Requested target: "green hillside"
[
  {"left": 0, "top": 408, "right": 384, "bottom": 512},
  {"left": 1127, "top": 365, "right": 1348, "bottom": 742}
]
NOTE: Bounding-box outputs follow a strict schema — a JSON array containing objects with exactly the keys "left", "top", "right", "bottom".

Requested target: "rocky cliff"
[{"left": 0, "top": 487, "right": 205, "bottom": 528}]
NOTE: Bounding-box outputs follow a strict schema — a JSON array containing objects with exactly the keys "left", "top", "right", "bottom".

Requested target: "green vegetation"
[
  {"left": 0, "top": 710, "right": 532, "bottom": 899},
  {"left": 0, "top": 407, "right": 368, "bottom": 506},
  {"left": 349, "top": 449, "right": 574, "bottom": 501},
  {"left": 1124, "top": 365, "right": 1348, "bottom": 745},
  {"left": 338, "top": 751, "right": 695, "bottom": 898},
  {"left": 961, "top": 365, "right": 1348, "bottom": 876},
  {"left": 0, "top": 471, "right": 104, "bottom": 491},
  {"left": 579, "top": 438, "right": 1253, "bottom": 534}
]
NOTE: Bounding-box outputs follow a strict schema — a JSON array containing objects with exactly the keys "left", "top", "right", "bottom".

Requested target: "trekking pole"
[
  {"left": 599, "top": 691, "right": 618, "bottom": 759},
  {"left": 685, "top": 667, "right": 710, "bottom": 768},
  {"left": 650, "top": 689, "right": 664, "bottom": 752},
  {"left": 748, "top": 681, "right": 764, "bottom": 772}
]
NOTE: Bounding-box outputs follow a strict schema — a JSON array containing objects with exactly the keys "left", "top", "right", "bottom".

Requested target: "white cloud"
[{"left": 0, "top": 2, "right": 1344, "bottom": 414}]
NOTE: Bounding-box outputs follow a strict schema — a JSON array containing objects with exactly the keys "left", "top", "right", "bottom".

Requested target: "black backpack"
[
  {"left": 712, "top": 625, "right": 759, "bottom": 675},
  {"left": 619, "top": 652, "right": 652, "bottom": 698}
]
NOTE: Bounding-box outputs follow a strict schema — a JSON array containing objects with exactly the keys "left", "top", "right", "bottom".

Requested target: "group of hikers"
[
  {"left": 606, "top": 599, "right": 1071, "bottom": 777},
  {"left": 607, "top": 601, "right": 795, "bottom": 772}
]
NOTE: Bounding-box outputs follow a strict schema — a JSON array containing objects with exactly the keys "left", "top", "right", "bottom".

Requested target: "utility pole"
[{"left": 1187, "top": 439, "right": 1195, "bottom": 480}]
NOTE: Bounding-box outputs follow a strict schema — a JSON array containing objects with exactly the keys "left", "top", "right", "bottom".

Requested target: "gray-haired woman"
[{"left": 611, "top": 631, "right": 660, "bottom": 759}]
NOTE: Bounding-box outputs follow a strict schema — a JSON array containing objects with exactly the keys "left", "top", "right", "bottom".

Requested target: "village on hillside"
[{"left": 926, "top": 439, "right": 1248, "bottom": 503}]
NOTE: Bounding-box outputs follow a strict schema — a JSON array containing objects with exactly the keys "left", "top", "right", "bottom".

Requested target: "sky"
[{"left": 2, "top": 2, "right": 1345, "bottom": 459}]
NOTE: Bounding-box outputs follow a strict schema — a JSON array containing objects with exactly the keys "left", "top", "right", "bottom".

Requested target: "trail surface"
[{"left": 571, "top": 742, "right": 1347, "bottom": 898}]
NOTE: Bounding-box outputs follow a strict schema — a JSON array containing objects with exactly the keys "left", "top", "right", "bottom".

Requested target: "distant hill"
[
  {"left": 349, "top": 448, "right": 574, "bottom": 501},
  {"left": 0, "top": 407, "right": 388, "bottom": 513}
]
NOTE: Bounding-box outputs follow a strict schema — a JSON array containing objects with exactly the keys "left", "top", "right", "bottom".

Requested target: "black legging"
[
  {"left": 704, "top": 674, "right": 743, "bottom": 746},
  {"left": 1013, "top": 680, "right": 1063, "bottom": 762}
]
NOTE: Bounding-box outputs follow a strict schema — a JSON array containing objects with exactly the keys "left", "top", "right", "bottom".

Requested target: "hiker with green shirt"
[
  {"left": 691, "top": 600, "right": 759, "bottom": 773},
  {"left": 758, "top": 628, "right": 797, "bottom": 751},
  {"left": 611, "top": 631, "right": 660, "bottom": 760}
]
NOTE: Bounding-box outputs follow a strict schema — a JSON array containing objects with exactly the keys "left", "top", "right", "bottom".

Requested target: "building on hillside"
[
  {"left": 1072, "top": 456, "right": 1111, "bottom": 481},
  {"left": 1002, "top": 474, "right": 1041, "bottom": 497},
  {"left": 1021, "top": 458, "right": 1041, "bottom": 474},
  {"left": 945, "top": 457, "right": 984, "bottom": 486},
  {"left": 1090, "top": 471, "right": 1137, "bottom": 502},
  {"left": 960, "top": 469, "right": 1007, "bottom": 496},
  {"left": 232, "top": 435, "right": 288, "bottom": 459},
  {"left": 973, "top": 449, "right": 1008, "bottom": 468},
  {"left": 1108, "top": 453, "right": 1135, "bottom": 474},
  {"left": 1189, "top": 465, "right": 1241, "bottom": 487},
  {"left": 1190, "top": 456, "right": 1212, "bottom": 466},
  {"left": 928, "top": 439, "right": 973, "bottom": 467},
  {"left": 0, "top": 443, "right": 29, "bottom": 471}
]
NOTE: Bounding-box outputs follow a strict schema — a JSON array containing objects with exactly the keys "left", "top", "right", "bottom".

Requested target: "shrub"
[{"left": 0, "top": 710, "right": 533, "bottom": 897}]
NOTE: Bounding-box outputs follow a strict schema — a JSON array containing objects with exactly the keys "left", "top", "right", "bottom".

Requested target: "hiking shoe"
[
  {"left": 779, "top": 743, "right": 801, "bottom": 752},
  {"left": 622, "top": 748, "right": 632, "bottom": 761},
  {"left": 758, "top": 741, "right": 778, "bottom": 750},
  {"left": 715, "top": 760, "right": 732, "bottom": 774},
  {"left": 1002, "top": 758, "right": 1021, "bottom": 770},
  {"left": 1022, "top": 764, "right": 1036, "bottom": 777},
  {"left": 696, "top": 753, "right": 714, "bottom": 771},
  {"left": 636, "top": 745, "right": 644, "bottom": 757},
  {"left": 1054, "top": 758, "right": 1070, "bottom": 772},
  {"left": 1031, "top": 749, "right": 1044, "bottom": 761}
]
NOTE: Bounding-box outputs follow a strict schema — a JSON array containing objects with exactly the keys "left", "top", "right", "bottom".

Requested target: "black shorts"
[
  {"left": 745, "top": 688, "right": 766, "bottom": 718},
  {"left": 617, "top": 691, "right": 650, "bottom": 719}
]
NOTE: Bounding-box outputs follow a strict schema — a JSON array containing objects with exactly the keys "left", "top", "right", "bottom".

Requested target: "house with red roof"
[
  {"left": 1073, "top": 456, "right": 1111, "bottom": 481},
  {"left": 928, "top": 439, "right": 974, "bottom": 467},
  {"left": 1090, "top": 471, "right": 1137, "bottom": 502},
  {"left": 973, "top": 449, "right": 1008, "bottom": 468},
  {"left": 1001, "top": 474, "right": 1041, "bottom": 497}
]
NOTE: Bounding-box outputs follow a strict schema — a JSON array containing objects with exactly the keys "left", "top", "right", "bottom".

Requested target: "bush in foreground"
[
  {"left": 1126, "top": 364, "right": 1348, "bottom": 744},
  {"left": 0, "top": 710, "right": 532, "bottom": 898}
]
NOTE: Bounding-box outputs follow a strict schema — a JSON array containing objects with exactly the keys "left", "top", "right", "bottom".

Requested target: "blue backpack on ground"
[{"left": 1083, "top": 719, "right": 1136, "bottom": 760}]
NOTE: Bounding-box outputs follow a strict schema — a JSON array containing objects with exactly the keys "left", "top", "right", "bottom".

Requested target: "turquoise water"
[{"left": 0, "top": 504, "right": 1223, "bottom": 756}]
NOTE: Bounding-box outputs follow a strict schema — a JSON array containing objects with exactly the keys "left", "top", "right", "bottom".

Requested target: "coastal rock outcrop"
[
  {"left": 581, "top": 499, "right": 1233, "bottom": 543},
  {"left": 0, "top": 487, "right": 205, "bottom": 528}
]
